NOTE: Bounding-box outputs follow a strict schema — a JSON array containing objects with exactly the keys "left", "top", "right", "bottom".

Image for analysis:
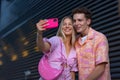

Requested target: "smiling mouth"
[
  {"left": 64, "top": 29, "right": 72, "bottom": 32},
  {"left": 76, "top": 27, "right": 81, "bottom": 29}
]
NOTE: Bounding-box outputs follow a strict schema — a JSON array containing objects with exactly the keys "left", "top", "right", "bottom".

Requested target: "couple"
[{"left": 36, "top": 7, "right": 111, "bottom": 80}]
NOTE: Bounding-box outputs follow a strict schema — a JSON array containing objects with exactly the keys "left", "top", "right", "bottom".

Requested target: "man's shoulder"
[{"left": 92, "top": 28, "right": 107, "bottom": 39}]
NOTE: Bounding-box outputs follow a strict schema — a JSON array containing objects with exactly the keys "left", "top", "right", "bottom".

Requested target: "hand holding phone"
[{"left": 44, "top": 18, "right": 58, "bottom": 29}]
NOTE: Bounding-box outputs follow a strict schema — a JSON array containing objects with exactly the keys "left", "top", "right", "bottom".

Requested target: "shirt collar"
[
  {"left": 87, "top": 27, "right": 95, "bottom": 40},
  {"left": 75, "top": 27, "right": 95, "bottom": 46}
]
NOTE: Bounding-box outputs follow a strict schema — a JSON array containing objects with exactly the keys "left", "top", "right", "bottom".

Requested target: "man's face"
[{"left": 73, "top": 13, "right": 90, "bottom": 34}]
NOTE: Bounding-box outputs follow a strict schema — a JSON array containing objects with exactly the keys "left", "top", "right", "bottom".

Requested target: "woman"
[{"left": 36, "top": 16, "right": 78, "bottom": 80}]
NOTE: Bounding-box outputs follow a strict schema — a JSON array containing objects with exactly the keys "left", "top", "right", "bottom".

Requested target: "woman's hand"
[{"left": 36, "top": 20, "right": 47, "bottom": 33}]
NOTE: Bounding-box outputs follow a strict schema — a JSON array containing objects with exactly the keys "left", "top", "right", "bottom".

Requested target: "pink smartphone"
[{"left": 44, "top": 18, "right": 58, "bottom": 29}]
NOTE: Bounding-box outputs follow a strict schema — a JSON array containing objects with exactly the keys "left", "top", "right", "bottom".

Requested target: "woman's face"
[{"left": 62, "top": 18, "right": 73, "bottom": 36}]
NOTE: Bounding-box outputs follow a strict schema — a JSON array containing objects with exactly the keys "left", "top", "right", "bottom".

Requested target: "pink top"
[
  {"left": 43, "top": 36, "right": 78, "bottom": 80},
  {"left": 75, "top": 28, "right": 111, "bottom": 80}
]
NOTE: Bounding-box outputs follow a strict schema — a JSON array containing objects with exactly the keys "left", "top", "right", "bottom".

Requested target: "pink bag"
[
  {"left": 38, "top": 55, "right": 63, "bottom": 80},
  {"left": 38, "top": 38, "right": 64, "bottom": 80}
]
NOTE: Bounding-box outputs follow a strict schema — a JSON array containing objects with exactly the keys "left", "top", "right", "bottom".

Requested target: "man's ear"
[{"left": 87, "top": 19, "right": 91, "bottom": 26}]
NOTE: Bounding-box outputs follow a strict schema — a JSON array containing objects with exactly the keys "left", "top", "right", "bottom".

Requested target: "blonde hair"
[{"left": 56, "top": 16, "right": 76, "bottom": 46}]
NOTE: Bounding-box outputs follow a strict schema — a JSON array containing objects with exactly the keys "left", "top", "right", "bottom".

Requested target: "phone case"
[{"left": 45, "top": 18, "right": 58, "bottom": 29}]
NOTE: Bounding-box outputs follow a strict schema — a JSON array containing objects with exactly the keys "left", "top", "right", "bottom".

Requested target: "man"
[{"left": 72, "top": 7, "right": 111, "bottom": 80}]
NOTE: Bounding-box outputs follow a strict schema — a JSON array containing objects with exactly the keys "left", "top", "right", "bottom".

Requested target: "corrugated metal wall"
[{"left": 0, "top": 0, "right": 120, "bottom": 80}]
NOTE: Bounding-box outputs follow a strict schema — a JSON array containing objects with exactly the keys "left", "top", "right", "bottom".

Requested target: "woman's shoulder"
[
  {"left": 48, "top": 36, "right": 62, "bottom": 42},
  {"left": 50, "top": 36, "right": 62, "bottom": 40},
  {"left": 49, "top": 36, "right": 59, "bottom": 39}
]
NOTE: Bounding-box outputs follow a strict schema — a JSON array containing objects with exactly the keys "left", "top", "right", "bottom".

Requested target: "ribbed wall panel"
[{"left": 0, "top": 0, "right": 120, "bottom": 80}]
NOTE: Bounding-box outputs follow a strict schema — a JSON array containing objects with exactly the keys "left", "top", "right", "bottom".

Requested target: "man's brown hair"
[{"left": 72, "top": 7, "right": 92, "bottom": 20}]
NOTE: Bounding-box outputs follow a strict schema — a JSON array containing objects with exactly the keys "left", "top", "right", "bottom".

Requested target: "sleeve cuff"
[{"left": 96, "top": 60, "right": 108, "bottom": 65}]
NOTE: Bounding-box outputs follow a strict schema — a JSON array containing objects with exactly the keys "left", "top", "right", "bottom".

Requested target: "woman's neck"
[{"left": 63, "top": 36, "right": 71, "bottom": 45}]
